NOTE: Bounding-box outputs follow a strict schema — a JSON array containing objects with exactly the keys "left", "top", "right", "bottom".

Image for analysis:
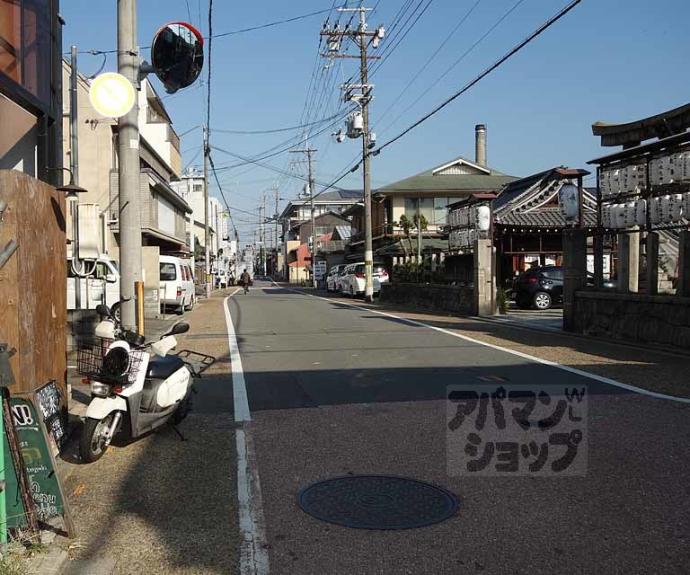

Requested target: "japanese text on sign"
[{"left": 446, "top": 384, "right": 587, "bottom": 476}]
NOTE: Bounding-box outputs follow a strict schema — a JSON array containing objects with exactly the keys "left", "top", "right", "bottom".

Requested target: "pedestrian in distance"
[{"left": 240, "top": 269, "right": 251, "bottom": 294}]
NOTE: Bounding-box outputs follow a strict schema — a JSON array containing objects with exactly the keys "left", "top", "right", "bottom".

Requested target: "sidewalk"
[{"left": 55, "top": 289, "right": 239, "bottom": 574}]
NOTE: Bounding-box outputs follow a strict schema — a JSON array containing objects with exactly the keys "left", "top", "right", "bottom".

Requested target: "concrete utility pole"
[
  {"left": 290, "top": 147, "right": 318, "bottom": 288},
  {"left": 203, "top": 125, "right": 211, "bottom": 297},
  {"left": 321, "top": 7, "right": 383, "bottom": 302},
  {"left": 274, "top": 188, "right": 279, "bottom": 278},
  {"left": 118, "top": 0, "right": 143, "bottom": 330},
  {"left": 358, "top": 8, "right": 374, "bottom": 302},
  {"left": 260, "top": 194, "right": 267, "bottom": 276}
]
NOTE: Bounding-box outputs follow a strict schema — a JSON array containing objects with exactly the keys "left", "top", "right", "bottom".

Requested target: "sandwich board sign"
[{"left": 2, "top": 394, "right": 72, "bottom": 534}]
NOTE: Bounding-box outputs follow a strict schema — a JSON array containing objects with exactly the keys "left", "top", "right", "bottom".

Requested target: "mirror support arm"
[{"left": 138, "top": 61, "right": 156, "bottom": 85}]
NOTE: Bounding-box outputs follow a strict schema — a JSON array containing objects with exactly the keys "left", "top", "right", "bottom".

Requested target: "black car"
[
  {"left": 513, "top": 266, "right": 614, "bottom": 310},
  {"left": 513, "top": 266, "right": 564, "bottom": 310}
]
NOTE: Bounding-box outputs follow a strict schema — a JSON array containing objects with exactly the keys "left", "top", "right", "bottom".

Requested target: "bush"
[{"left": 496, "top": 287, "right": 509, "bottom": 314}]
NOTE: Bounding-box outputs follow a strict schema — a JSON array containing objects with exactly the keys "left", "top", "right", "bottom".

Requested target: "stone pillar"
[
  {"left": 563, "top": 229, "right": 587, "bottom": 332},
  {"left": 473, "top": 238, "right": 495, "bottom": 316},
  {"left": 646, "top": 232, "right": 659, "bottom": 296},
  {"left": 617, "top": 229, "right": 639, "bottom": 293},
  {"left": 678, "top": 230, "right": 690, "bottom": 298}
]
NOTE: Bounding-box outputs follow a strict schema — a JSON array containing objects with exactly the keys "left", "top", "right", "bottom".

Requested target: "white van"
[
  {"left": 159, "top": 255, "right": 196, "bottom": 314},
  {"left": 67, "top": 256, "right": 120, "bottom": 313}
]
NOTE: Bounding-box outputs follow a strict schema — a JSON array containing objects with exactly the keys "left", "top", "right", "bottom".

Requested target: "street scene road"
[
  {"left": 227, "top": 281, "right": 689, "bottom": 575},
  {"left": 5, "top": 2, "right": 690, "bottom": 574}
]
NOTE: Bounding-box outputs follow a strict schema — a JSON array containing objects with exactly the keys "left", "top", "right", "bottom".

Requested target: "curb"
[{"left": 25, "top": 546, "right": 69, "bottom": 575}]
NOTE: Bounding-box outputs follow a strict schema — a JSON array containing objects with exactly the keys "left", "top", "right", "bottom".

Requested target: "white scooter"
[{"left": 77, "top": 303, "right": 213, "bottom": 462}]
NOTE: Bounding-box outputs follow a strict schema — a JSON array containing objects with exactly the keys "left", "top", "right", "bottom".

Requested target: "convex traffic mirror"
[{"left": 150, "top": 22, "right": 204, "bottom": 94}]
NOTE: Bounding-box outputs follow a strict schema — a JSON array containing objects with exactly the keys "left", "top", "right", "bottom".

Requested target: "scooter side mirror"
[
  {"left": 96, "top": 304, "right": 111, "bottom": 318},
  {"left": 166, "top": 322, "right": 190, "bottom": 337}
]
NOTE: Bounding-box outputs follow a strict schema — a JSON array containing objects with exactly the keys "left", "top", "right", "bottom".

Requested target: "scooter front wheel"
[{"left": 80, "top": 415, "right": 116, "bottom": 463}]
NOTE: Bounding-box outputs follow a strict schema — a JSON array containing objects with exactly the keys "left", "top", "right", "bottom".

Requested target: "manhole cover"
[{"left": 298, "top": 475, "right": 459, "bottom": 530}]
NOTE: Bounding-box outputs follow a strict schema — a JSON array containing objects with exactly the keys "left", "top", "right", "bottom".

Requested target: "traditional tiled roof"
[{"left": 497, "top": 209, "right": 597, "bottom": 228}]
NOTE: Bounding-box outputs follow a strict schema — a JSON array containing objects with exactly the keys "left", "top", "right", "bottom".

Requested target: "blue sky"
[{"left": 61, "top": 0, "right": 690, "bottom": 241}]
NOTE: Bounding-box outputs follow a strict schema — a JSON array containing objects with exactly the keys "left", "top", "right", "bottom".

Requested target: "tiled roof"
[
  {"left": 497, "top": 210, "right": 597, "bottom": 228},
  {"left": 375, "top": 156, "right": 517, "bottom": 196},
  {"left": 375, "top": 238, "right": 449, "bottom": 256}
]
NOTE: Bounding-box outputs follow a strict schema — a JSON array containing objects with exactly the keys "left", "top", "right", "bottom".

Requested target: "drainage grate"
[{"left": 298, "top": 475, "right": 459, "bottom": 530}]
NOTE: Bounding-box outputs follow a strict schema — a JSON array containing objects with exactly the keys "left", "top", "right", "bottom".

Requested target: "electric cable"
[{"left": 373, "top": 0, "right": 582, "bottom": 154}]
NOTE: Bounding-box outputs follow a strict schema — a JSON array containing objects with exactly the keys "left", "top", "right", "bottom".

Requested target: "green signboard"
[{"left": 2, "top": 397, "right": 67, "bottom": 529}]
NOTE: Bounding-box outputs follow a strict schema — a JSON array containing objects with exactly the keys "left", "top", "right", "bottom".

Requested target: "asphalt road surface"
[{"left": 228, "top": 281, "right": 689, "bottom": 575}]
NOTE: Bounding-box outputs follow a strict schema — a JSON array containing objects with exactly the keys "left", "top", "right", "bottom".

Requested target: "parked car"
[
  {"left": 336, "top": 265, "right": 351, "bottom": 293},
  {"left": 514, "top": 265, "right": 616, "bottom": 310},
  {"left": 340, "top": 262, "right": 383, "bottom": 297},
  {"left": 159, "top": 255, "right": 196, "bottom": 314},
  {"left": 326, "top": 264, "right": 347, "bottom": 292},
  {"left": 513, "top": 266, "right": 563, "bottom": 310}
]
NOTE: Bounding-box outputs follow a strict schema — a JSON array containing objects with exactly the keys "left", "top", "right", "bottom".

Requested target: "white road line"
[
  {"left": 225, "top": 289, "right": 251, "bottom": 423},
  {"left": 224, "top": 291, "right": 270, "bottom": 575},
  {"left": 293, "top": 288, "right": 690, "bottom": 405}
]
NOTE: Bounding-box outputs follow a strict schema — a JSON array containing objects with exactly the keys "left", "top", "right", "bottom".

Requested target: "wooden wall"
[{"left": 0, "top": 170, "right": 67, "bottom": 396}]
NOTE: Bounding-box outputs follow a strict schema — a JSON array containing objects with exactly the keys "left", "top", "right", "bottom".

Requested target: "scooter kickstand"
[{"left": 171, "top": 424, "right": 187, "bottom": 442}]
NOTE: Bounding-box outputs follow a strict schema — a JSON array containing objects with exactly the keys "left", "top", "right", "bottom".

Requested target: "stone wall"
[
  {"left": 380, "top": 283, "right": 474, "bottom": 315},
  {"left": 573, "top": 290, "right": 690, "bottom": 349}
]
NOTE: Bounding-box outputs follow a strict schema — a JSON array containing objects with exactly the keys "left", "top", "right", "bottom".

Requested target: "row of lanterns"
[
  {"left": 600, "top": 151, "right": 690, "bottom": 198},
  {"left": 601, "top": 192, "right": 690, "bottom": 229}
]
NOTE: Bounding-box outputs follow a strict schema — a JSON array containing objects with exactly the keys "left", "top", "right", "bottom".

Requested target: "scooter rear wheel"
[{"left": 80, "top": 415, "right": 115, "bottom": 463}]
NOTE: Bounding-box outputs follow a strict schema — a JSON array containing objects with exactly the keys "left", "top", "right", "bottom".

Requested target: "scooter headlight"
[{"left": 90, "top": 381, "right": 111, "bottom": 398}]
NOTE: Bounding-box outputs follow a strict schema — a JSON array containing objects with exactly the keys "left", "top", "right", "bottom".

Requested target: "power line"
[
  {"left": 211, "top": 112, "right": 344, "bottom": 135},
  {"left": 369, "top": 0, "right": 434, "bottom": 75},
  {"left": 212, "top": 6, "right": 338, "bottom": 39},
  {"left": 210, "top": 108, "right": 354, "bottom": 172},
  {"left": 374, "top": 0, "right": 483, "bottom": 125},
  {"left": 373, "top": 0, "right": 583, "bottom": 155},
  {"left": 378, "top": 0, "right": 526, "bottom": 135},
  {"left": 211, "top": 144, "right": 351, "bottom": 192},
  {"left": 69, "top": 6, "right": 338, "bottom": 55}
]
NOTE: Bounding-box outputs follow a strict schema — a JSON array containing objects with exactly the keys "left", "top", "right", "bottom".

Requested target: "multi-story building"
[
  {"left": 1, "top": 0, "right": 62, "bottom": 183},
  {"left": 278, "top": 189, "right": 361, "bottom": 279},
  {"left": 61, "top": 62, "right": 191, "bottom": 316}
]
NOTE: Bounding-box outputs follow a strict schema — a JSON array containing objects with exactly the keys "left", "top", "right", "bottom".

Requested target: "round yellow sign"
[{"left": 89, "top": 72, "right": 136, "bottom": 118}]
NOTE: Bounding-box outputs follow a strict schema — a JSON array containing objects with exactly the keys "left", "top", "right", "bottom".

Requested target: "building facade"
[{"left": 1, "top": 0, "right": 62, "bottom": 184}]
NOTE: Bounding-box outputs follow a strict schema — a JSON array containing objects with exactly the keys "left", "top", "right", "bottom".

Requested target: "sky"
[{"left": 60, "top": 0, "right": 690, "bottom": 244}]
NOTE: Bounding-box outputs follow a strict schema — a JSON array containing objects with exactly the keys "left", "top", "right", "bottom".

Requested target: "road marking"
[
  {"left": 225, "top": 289, "right": 251, "bottom": 423},
  {"left": 293, "top": 288, "right": 690, "bottom": 405},
  {"left": 224, "top": 291, "right": 270, "bottom": 575}
]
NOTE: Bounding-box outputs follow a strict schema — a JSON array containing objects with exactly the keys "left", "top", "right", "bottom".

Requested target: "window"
[
  {"left": 404, "top": 198, "right": 434, "bottom": 223},
  {"left": 541, "top": 268, "right": 563, "bottom": 280},
  {"left": 160, "top": 262, "right": 177, "bottom": 281},
  {"left": 0, "top": 0, "right": 52, "bottom": 103},
  {"left": 193, "top": 184, "right": 203, "bottom": 193},
  {"left": 434, "top": 198, "right": 450, "bottom": 225}
]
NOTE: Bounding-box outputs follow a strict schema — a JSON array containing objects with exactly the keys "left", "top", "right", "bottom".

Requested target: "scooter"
[{"left": 77, "top": 303, "right": 214, "bottom": 462}]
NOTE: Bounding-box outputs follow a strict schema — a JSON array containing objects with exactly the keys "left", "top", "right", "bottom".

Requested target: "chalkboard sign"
[
  {"left": 3, "top": 397, "right": 72, "bottom": 533},
  {"left": 34, "top": 380, "right": 65, "bottom": 453}
]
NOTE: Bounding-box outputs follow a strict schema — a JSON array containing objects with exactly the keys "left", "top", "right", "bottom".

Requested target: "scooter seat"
[{"left": 146, "top": 355, "right": 185, "bottom": 380}]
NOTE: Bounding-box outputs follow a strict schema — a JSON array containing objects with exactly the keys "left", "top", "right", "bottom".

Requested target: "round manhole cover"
[{"left": 298, "top": 475, "right": 459, "bottom": 530}]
